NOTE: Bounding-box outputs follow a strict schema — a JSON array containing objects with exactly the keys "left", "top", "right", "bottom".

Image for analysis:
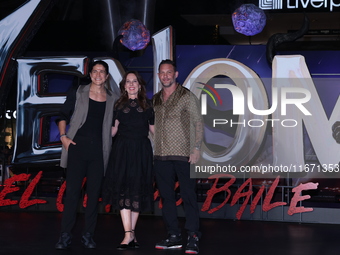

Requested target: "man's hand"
[{"left": 189, "top": 149, "right": 200, "bottom": 164}]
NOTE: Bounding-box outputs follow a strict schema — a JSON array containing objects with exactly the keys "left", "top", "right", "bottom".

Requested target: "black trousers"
[
  {"left": 154, "top": 160, "right": 200, "bottom": 236},
  {"left": 61, "top": 136, "right": 104, "bottom": 235}
]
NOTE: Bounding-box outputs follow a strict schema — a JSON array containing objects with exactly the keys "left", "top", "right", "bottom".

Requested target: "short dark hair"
[
  {"left": 90, "top": 60, "right": 109, "bottom": 74},
  {"left": 158, "top": 59, "right": 176, "bottom": 72}
]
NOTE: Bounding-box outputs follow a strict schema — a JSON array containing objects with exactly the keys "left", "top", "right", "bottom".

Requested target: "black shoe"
[
  {"left": 81, "top": 232, "right": 96, "bottom": 249},
  {"left": 117, "top": 241, "right": 135, "bottom": 250},
  {"left": 155, "top": 234, "right": 182, "bottom": 249},
  {"left": 185, "top": 233, "right": 199, "bottom": 254},
  {"left": 131, "top": 229, "right": 140, "bottom": 248},
  {"left": 55, "top": 232, "right": 72, "bottom": 250}
]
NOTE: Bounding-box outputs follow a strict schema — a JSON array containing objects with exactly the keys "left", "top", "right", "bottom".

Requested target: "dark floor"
[{"left": 0, "top": 211, "right": 339, "bottom": 255}]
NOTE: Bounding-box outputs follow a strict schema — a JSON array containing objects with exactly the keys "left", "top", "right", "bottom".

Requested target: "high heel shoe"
[
  {"left": 131, "top": 229, "right": 140, "bottom": 248},
  {"left": 116, "top": 241, "right": 135, "bottom": 250},
  {"left": 116, "top": 231, "right": 135, "bottom": 250}
]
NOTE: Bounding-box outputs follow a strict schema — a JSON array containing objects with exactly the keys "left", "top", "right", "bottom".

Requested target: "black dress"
[{"left": 103, "top": 99, "right": 154, "bottom": 212}]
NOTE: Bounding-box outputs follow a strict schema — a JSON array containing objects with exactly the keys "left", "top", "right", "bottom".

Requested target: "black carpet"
[{"left": 0, "top": 211, "right": 339, "bottom": 255}]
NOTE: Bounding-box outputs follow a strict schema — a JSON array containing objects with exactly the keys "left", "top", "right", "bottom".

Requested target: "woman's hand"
[{"left": 60, "top": 136, "right": 76, "bottom": 151}]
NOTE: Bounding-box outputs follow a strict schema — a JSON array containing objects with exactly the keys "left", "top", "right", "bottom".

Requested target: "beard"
[
  {"left": 161, "top": 83, "right": 172, "bottom": 88},
  {"left": 161, "top": 80, "right": 176, "bottom": 88}
]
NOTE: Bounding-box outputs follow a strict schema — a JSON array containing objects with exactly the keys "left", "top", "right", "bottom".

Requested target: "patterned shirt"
[{"left": 153, "top": 84, "right": 203, "bottom": 161}]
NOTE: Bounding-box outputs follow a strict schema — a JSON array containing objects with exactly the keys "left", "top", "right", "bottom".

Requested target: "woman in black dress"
[{"left": 103, "top": 71, "right": 154, "bottom": 250}]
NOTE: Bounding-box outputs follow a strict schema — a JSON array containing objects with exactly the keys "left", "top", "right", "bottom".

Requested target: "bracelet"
[{"left": 60, "top": 134, "right": 67, "bottom": 139}]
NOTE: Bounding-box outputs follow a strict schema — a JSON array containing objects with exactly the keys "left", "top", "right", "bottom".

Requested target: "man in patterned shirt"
[{"left": 153, "top": 59, "right": 203, "bottom": 254}]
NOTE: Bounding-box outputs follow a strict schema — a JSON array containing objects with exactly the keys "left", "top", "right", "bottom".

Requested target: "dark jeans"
[
  {"left": 61, "top": 136, "right": 104, "bottom": 235},
  {"left": 154, "top": 160, "right": 200, "bottom": 236}
]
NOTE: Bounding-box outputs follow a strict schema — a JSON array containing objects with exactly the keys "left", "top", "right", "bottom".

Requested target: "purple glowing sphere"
[
  {"left": 232, "top": 4, "right": 266, "bottom": 36},
  {"left": 118, "top": 19, "right": 150, "bottom": 51}
]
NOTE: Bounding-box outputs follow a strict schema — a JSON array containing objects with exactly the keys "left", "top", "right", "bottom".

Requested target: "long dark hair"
[{"left": 115, "top": 71, "right": 150, "bottom": 111}]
